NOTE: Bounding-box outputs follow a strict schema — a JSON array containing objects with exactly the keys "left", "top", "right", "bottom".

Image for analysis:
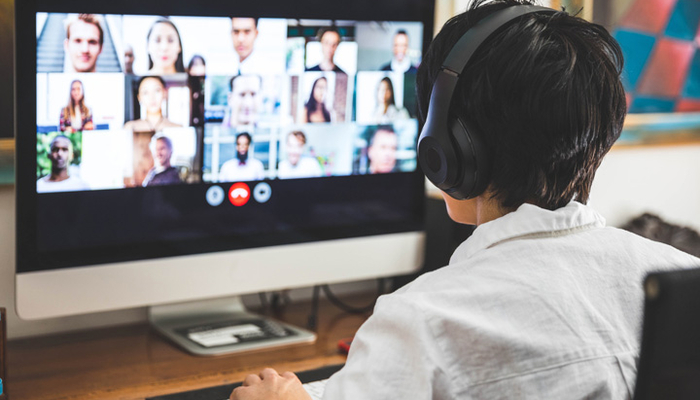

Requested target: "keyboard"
[
  {"left": 303, "top": 378, "right": 329, "bottom": 400},
  {"left": 146, "top": 364, "right": 342, "bottom": 400}
]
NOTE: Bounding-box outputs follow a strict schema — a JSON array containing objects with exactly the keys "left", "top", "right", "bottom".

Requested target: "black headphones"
[{"left": 417, "top": 5, "right": 555, "bottom": 200}]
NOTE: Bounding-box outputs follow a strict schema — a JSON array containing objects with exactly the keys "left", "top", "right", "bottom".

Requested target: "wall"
[{"left": 591, "top": 144, "right": 700, "bottom": 231}]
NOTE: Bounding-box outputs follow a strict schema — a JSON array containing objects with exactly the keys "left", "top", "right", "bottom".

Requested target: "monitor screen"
[{"left": 16, "top": 0, "right": 431, "bottom": 320}]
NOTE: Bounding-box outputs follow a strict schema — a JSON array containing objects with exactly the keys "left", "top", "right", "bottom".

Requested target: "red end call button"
[{"left": 228, "top": 182, "right": 251, "bottom": 207}]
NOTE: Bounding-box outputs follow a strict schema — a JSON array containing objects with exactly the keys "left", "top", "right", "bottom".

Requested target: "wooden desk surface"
[{"left": 6, "top": 294, "right": 373, "bottom": 400}]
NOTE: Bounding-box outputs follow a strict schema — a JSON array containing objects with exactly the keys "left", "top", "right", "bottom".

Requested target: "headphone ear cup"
[{"left": 444, "top": 117, "right": 491, "bottom": 200}]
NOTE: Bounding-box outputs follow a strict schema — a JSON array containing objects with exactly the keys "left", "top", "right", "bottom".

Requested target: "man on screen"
[
  {"left": 367, "top": 126, "right": 398, "bottom": 174},
  {"left": 380, "top": 30, "right": 417, "bottom": 73},
  {"left": 37, "top": 135, "right": 89, "bottom": 193},
  {"left": 64, "top": 14, "right": 104, "bottom": 73},
  {"left": 224, "top": 75, "right": 263, "bottom": 128},
  {"left": 231, "top": 17, "right": 261, "bottom": 75},
  {"left": 278, "top": 131, "right": 322, "bottom": 179},
  {"left": 306, "top": 27, "right": 345, "bottom": 74},
  {"left": 219, "top": 132, "right": 265, "bottom": 182},
  {"left": 142, "top": 134, "right": 182, "bottom": 186}
]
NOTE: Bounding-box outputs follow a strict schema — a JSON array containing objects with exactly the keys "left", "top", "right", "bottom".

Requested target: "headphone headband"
[{"left": 418, "top": 5, "right": 556, "bottom": 199}]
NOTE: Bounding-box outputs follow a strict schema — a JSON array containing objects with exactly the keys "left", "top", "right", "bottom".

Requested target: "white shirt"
[
  {"left": 238, "top": 49, "right": 285, "bottom": 75},
  {"left": 324, "top": 202, "right": 700, "bottom": 399},
  {"left": 218, "top": 158, "right": 265, "bottom": 182},
  {"left": 278, "top": 157, "right": 322, "bottom": 179},
  {"left": 390, "top": 57, "right": 414, "bottom": 73},
  {"left": 37, "top": 175, "right": 90, "bottom": 193}
]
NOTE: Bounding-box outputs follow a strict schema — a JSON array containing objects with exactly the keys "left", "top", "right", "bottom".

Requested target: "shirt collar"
[
  {"left": 451, "top": 201, "right": 606, "bottom": 262},
  {"left": 391, "top": 57, "right": 411, "bottom": 73}
]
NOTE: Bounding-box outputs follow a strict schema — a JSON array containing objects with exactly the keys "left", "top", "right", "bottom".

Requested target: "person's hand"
[{"left": 230, "top": 368, "right": 312, "bottom": 400}]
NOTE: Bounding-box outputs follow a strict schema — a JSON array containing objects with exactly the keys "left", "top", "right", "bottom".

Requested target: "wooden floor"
[{"left": 6, "top": 294, "right": 375, "bottom": 400}]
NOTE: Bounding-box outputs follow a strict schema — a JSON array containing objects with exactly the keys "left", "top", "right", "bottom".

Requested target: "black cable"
[
  {"left": 321, "top": 278, "right": 386, "bottom": 314},
  {"left": 258, "top": 292, "right": 269, "bottom": 310},
  {"left": 307, "top": 285, "right": 321, "bottom": 330}
]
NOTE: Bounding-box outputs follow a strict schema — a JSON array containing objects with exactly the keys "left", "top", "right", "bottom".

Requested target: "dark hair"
[
  {"left": 229, "top": 74, "right": 262, "bottom": 91},
  {"left": 378, "top": 77, "right": 396, "bottom": 111},
  {"left": 147, "top": 18, "right": 186, "bottom": 73},
  {"left": 187, "top": 55, "right": 206, "bottom": 73},
  {"left": 317, "top": 26, "right": 341, "bottom": 42},
  {"left": 138, "top": 75, "right": 167, "bottom": 91},
  {"left": 395, "top": 29, "right": 408, "bottom": 38},
  {"left": 305, "top": 77, "right": 331, "bottom": 122},
  {"left": 236, "top": 132, "right": 252, "bottom": 144},
  {"left": 369, "top": 125, "right": 396, "bottom": 146},
  {"left": 230, "top": 17, "right": 259, "bottom": 28},
  {"left": 50, "top": 134, "right": 73, "bottom": 150},
  {"left": 417, "top": 0, "right": 626, "bottom": 210}
]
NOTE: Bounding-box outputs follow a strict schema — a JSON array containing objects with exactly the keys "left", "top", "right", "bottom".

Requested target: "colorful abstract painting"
[{"left": 611, "top": 0, "right": 700, "bottom": 145}]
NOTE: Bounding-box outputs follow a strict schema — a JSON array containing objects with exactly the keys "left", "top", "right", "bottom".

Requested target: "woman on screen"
[
  {"left": 372, "top": 77, "right": 409, "bottom": 124},
  {"left": 59, "top": 80, "right": 94, "bottom": 133},
  {"left": 187, "top": 55, "right": 206, "bottom": 76},
  {"left": 146, "top": 18, "right": 185, "bottom": 75},
  {"left": 124, "top": 76, "right": 181, "bottom": 132},
  {"left": 301, "top": 76, "right": 331, "bottom": 123}
]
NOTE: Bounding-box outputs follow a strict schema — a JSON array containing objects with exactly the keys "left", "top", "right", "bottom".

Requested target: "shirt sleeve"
[{"left": 322, "top": 294, "right": 450, "bottom": 400}]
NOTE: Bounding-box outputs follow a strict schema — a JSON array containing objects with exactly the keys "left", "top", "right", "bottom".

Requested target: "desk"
[{"left": 6, "top": 294, "right": 372, "bottom": 400}]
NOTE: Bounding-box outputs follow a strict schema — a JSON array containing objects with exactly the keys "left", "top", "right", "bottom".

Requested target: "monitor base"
[{"left": 149, "top": 295, "right": 316, "bottom": 356}]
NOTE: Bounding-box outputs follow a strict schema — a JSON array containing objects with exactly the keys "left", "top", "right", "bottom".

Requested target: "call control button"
[
  {"left": 253, "top": 182, "right": 272, "bottom": 203},
  {"left": 206, "top": 185, "right": 225, "bottom": 206},
  {"left": 229, "top": 182, "right": 251, "bottom": 207}
]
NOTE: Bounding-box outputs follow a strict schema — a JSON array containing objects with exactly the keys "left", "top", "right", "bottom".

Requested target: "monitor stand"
[{"left": 149, "top": 295, "right": 316, "bottom": 356}]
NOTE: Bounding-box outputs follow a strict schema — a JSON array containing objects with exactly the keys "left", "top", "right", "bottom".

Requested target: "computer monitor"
[{"left": 15, "top": 0, "right": 431, "bottom": 354}]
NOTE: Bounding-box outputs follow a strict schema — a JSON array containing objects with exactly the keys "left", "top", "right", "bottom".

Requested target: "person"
[
  {"left": 64, "top": 14, "right": 103, "bottom": 73},
  {"left": 187, "top": 55, "right": 206, "bottom": 76},
  {"left": 59, "top": 80, "right": 94, "bottom": 133},
  {"left": 229, "top": 1, "right": 700, "bottom": 399},
  {"left": 301, "top": 77, "right": 331, "bottom": 123},
  {"left": 223, "top": 75, "right": 263, "bottom": 127},
  {"left": 124, "top": 44, "right": 135, "bottom": 74},
  {"left": 380, "top": 30, "right": 418, "bottom": 73},
  {"left": 306, "top": 27, "right": 345, "bottom": 73},
  {"left": 146, "top": 18, "right": 185, "bottom": 75},
  {"left": 37, "top": 135, "right": 89, "bottom": 193},
  {"left": 371, "top": 77, "right": 409, "bottom": 124},
  {"left": 278, "top": 131, "right": 322, "bottom": 179},
  {"left": 124, "top": 76, "right": 182, "bottom": 132},
  {"left": 219, "top": 132, "right": 265, "bottom": 181},
  {"left": 230, "top": 17, "right": 264, "bottom": 75},
  {"left": 366, "top": 126, "right": 398, "bottom": 174},
  {"left": 142, "top": 134, "right": 181, "bottom": 186}
]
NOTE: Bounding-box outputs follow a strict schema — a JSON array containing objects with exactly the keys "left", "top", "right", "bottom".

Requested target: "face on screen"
[
  {"left": 138, "top": 77, "right": 166, "bottom": 114},
  {"left": 228, "top": 75, "right": 261, "bottom": 126},
  {"left": 320, "top": 30, "right": 340, "bottom": 63},
  {"left": 393, "top": 33, "right": 409, "bottom": 62},
  {"left": 153, "top": 138, "right": 172, "bottom": 167},
  {"left": 64, "top": 19, "right": 103, "bottom": 73},
  {"left": 368, "top": 129, "right": 398, "bottom": 174},
  {"left": 231, "top": 18, "right": 258, "bottom": 62},
  {"left": 147, "top": 21, "right": 182, "bottom": 74}
]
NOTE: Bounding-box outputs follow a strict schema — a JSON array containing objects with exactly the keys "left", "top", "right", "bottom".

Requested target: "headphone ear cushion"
[{"left": 444, "top": 117, "right": 491, "bottom": 200}]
